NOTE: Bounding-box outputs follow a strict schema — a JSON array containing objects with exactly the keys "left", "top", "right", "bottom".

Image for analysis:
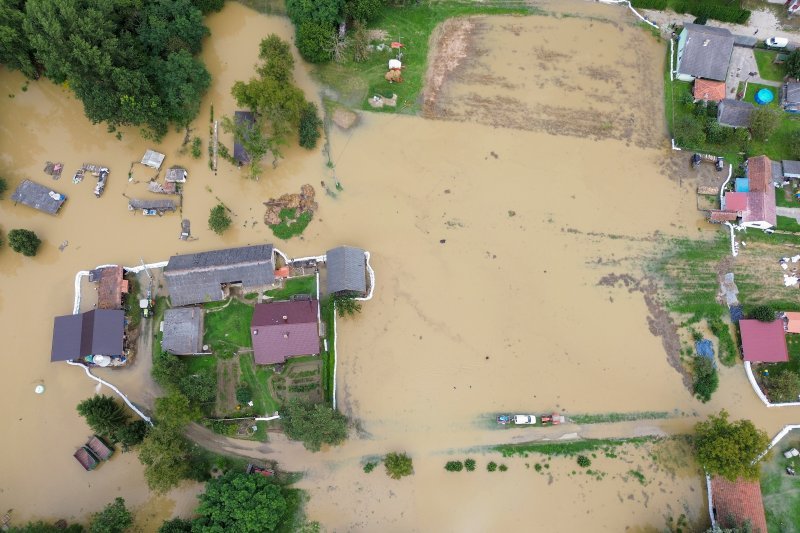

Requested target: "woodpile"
[{"left": 264, "top": 184, "right": 318, "bottom": 225}]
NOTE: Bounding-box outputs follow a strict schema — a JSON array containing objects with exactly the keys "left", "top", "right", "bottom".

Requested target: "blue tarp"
[
  {"left": 730, "top": 305, "right": 744, "bottom": 323},
  {"left": 695, "top": 339, "right": 716, "bottom": 367},
  {"left": 735, "top": 177, "right": 749, "bottom": 192}
]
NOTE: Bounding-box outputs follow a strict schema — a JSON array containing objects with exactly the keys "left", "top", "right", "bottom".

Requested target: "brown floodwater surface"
[{"left": 1, "top": 1, "right": 798, "bottom": 531}]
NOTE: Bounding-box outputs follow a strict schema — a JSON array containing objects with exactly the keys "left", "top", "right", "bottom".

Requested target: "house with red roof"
[
  {"left": 710, "top": 476, "right": 768, "bottom": 533},
  {"left": 739, "top": 319, "right": 789, "bottom": 362},
  {"left": 711, "top": 157, "right": 777, "bottom": 228},
  {"left": 694, "top": 79, "right": 726, "bottom": 102},
  {"left": 250, "top": 300, "right": 320, "bottom": 365},
  {"left": 784, "top": 312, "right": 800, "bottom": 334}
]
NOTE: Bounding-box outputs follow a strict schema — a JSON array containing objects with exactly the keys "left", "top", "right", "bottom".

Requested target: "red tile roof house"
[
  {"left": 717, "top": 157, "right": 778, "bottom": 229},
  {"left": 739, "top": 319, "right": 789, "bottom": 363},
  {"left": 710, "top": 476, "right": 768, "bottom": 533},
  {"left": 250, "top": 300, "right": 320, "bottom": 365}
]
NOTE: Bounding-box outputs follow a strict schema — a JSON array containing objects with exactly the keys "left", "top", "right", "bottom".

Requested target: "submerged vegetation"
[{"left": 384, "top": 452, "right": 414, "bottom": 479}]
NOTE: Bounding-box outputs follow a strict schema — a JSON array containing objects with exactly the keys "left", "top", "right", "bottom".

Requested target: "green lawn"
[
  {"left": 777, "top": 215, "right": 800, "bottom": 232},
  {"left": 203, "top": 300, "right": 254, "bottom": 357},
  {"left": 754, "top": 49, "right": 787, "bottom": 82},
  {"left": 264, "top": 276, "right": 317, "bottom": 300},
  {"left": 183, "top": 355, "right": 217, "bottom": 374},
  {"left": 239, "top": 353, "right": 280, "bottom": 415},
  {"left": 760, "top": 430, "right": 800, "bottom": 533},
  {"left": 313, "top": 1, "right": 530, "bottom": 113},
  {"left": 740, "top": 81, "right": 778, "bottom": 106},
  {"left": 776, "top": 186, "right": 798, "bottom": 208}
]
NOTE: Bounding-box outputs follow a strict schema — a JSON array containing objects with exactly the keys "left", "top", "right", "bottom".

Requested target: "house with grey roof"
[
  {"left": 51, "top": 310, "right": 124, "bottom": 362},
  {"left": 164, "top": 244, "right": 275, "bottom": 307},
  {"left": 161, "top": 307, "right": 205, "bottom": 355},
  {"left": 718, "top": 99, "right": 754, "bottom": 128},
  {"left": 676, "top": 24, "right": 734, "bottom": 82},
  {"left": 326, "top": 246, "right": 367, "bottom": 296},
  {"left": 128, "top": 198, "right": 176, "bottom": 212},
  {"left": 141, "top": 149, "right": 165, "bottom": 170},
  {"left": 783, "top": 82, "right": 800, "bottom": 112},
  {"left": 165, "top": 167, "right": 188, "bottom": 183},
  {"left": 233, "top": 111, "right": 255, "bottom": 165},
  {"left": 784, "top": 160, "right": 800, "bottom": 179},
  {"left": 11, "top": 179, "right": 66, "bottom": 215}
]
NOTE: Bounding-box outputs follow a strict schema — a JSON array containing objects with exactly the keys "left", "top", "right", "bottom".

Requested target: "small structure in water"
[
  {"left": 233, "top": 111, "right": 255, "bottom": 165},
  {"left": 165, "top": 167, "right": 188, "bottom": 183},
  {"left": 94, "top": 167, "right": 109, "bottom": 197},
  {"left": 86, "top": 435, "right": 114, "bottom": 461},
  {"left": 141, "top": 149, "right": 166, "bottom": 170},
  {"left": 10, "top": 179, "right": 66, "bottom": 215},
  {"left": 128, "top": 198, "right": 176, "bottom": 214},
  {"left": 44, "top": 161, "right": 64, "bottom": 180},
  {"left": 74, "top": 446, "right": 100, "bottom": 471},
  {"left": 180, "top": 219, "right": 191, "bottom": 240}
]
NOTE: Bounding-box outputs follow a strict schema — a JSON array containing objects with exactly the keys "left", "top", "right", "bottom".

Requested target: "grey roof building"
[
  {"left": 162, "top": 307, "right": 204, "bottom": 355},
  {"left": 165, "top": 167, "right": 188, "bottom": 183},
  {"left": 326, "top": 246, "right": 367, "bottom": 296},
  {"left": 11, "top": 179, "right": 66, "bottom": 215},
  {"left": 677, "top": 24, "right": 734, "bottom": 81},
  {"left": 128, "top": 198, "right": 176, "bottom": 211},
  {"left": 233, "top": 111, "right": 255, "bottom": 164},
  {"left": 783, "top": 82, "right": 800, "bottom": 112},
  {"left": 783, "top": 160, "right": 800, "bottom": 179},
  {"left": 718, "top": 99, "right": 754, "bottom": 128},
  {"left": 164, "top": 244, "right": 275, "bottom": 307},
  {"left": 51, "top": 310, "right": 125, "bottom": 362},
  {"left": 141, "top": 149, "right": 165, "bottom": 170}
]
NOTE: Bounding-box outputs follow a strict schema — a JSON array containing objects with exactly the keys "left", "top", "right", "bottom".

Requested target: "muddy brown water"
[{"left": 0, "top": 1, "right": 798, "bottom": 530}]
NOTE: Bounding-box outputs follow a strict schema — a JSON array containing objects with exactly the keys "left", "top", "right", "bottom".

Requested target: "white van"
[{"left": 766, "top": 37, "right": 789, "bottom": 48}]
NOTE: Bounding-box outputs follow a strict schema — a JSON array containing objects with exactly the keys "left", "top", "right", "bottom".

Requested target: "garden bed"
[
  {"left": 760, "top": 430, "right": 800, "bottom": 531},
  {"left": 263, "top": 276, "right": 316, "bottom": 301}
]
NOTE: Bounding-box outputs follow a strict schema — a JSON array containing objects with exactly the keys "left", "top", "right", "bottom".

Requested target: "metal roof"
[
  {"left": 739, "top": 319, "right": 788, "bottom": 362},
  {"left": 51, "top": 310, "right": 125, "bottom": 362},
  {"left": 128, "top": 198, "right": 176, "bottom": 211},
  {"left": 251, "top": 300, "right": 319, "bottom": 364},
  {"left": 165, "top": 167, "right": 187, "bottom": 183},
  {"left": 783, "top": 160, "right": 800, "bottom": 177},
  {"left": 141, "top": 149, "right": 165, "bottom": 169},
  {"left": 678, "top": 24, "right": 734, "bottom": 81},
  {"left": 11, "top": 179, "right": 66, "bottom": 215},
  {"left": 162, "top": 307, "right": 204, "bottom": 355},
  {"left": 233, "top": 111, "right": 255, "bottom": 164},
  {"left": 164, "top": 244, "right": 275, "bottom": 307},
  {"left": 718, "top": 99, "right": 753, "bottom": 128},
  {"left": 326, "top": 246, "right": 367, "bottom": 295}
]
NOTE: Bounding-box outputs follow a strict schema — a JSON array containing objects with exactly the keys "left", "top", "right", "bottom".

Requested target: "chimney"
[
  {"left": 252, "top": 330, "right": 258, "bottom": 336},
  {"left": 282, "top": 315, "right": 288, "bottom": 322},
  {"left": 283, "top": 332, "right": 289, "bottom": 339}
]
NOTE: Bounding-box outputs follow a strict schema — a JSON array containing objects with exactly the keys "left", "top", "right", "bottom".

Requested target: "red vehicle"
[{"left": 246, "top": 464, "right": 275, "bottom": 477}]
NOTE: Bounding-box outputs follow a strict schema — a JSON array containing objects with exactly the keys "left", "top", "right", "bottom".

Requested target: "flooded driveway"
[{"left": 0, "top": 0, "right": 797, "bottom": 530}]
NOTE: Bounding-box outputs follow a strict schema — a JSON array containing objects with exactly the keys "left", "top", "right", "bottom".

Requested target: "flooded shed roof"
[
  {"left": 233, "top": 111, "right": 255, "bottom": 164},
  {"left": 51, "top": 310, "right": 125, "bottom": 362},
  {"left": 141, "top": 149, "right": 165, "bottom": 169},
  {"left": 162, "top": 307, "right": 204, "bottom": 355},
  {"left": 165, "top": 167, "right": 187, "bottom": 183},
  {"left": 251, "top": 300, "right": 319, "bottom": 365},
  {"left": 128, "top": 198, "right": 176, "bottom": 211},
  {"left": 11, "top": 179, "right": 66, "bottom": 215},
  {"left": 326, "top": 246, "right": 367, "bottom": 295},
  {"left": 95, "top": 266, "right": 127, "bottom": 310}
]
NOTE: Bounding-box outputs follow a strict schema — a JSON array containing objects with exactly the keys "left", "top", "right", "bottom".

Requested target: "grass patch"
[
  {"left": 239, "top": 353, "right": 280, "bottom": 415},
  {"left": 320, "top": 298, "right": 336, "bottom": 403},
  {"left": 740, "top": 81, "right": 778, "bottom": 106},
  {"left": 777, "top": 215, "right": 800, "bottom": 232},
  {"left": 313, "top": 2, "right": 530, "bottom": 113},
  {"left": 760, "top": 431, "right": 800, "bottom": 532},
  {"left": 183, "top": 355, "right": 217, "bottom": 374},
  {"left": 753, "top": 49, "right": 787, "bottom": 82},
  {"left": 570, "top": 412, "right": 671, "bottom": 424},
  {"left": 494, "top": 437, "right": 655, "bottom": 458},
  {"left": 203, "top": 299, "right": 254, "bottom": 358},
  {"left": 776, "top": 186, "right": 798, "bottom": 208},
  {"left": 269, "top": 208, "right": 312, "bottom": 240},
  {"left": 124, "top": 275, "right": 142, "bottom": 329},
  {"left": 264, "top": 276, "right": 317, "bottom": 300}
]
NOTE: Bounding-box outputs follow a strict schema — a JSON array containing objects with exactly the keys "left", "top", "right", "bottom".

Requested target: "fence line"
[
  {"left": 744, "top": 361, "right": 800, "bottom": 408},
  {"left": 757, "top": 424, "right": 800, "bottom": 462}
]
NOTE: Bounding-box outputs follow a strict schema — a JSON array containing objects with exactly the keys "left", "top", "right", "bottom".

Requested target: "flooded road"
[{"left": 0, "top": 0, "right": 798, "bottom": 530}]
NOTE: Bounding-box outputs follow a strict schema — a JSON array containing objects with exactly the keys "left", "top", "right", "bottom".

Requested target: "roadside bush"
[
  {"left": 444, "top": 460, "right": 463, "bottom": 472},
  {"left": 577, "top": 455, "right": 591, "bottom": 468},
  {"left": 750, "top": 305, "right": 776, "bottom": 322},
  {"left": 384, "top": 452, "right": 413, "bottom": 479},
  {"left": 487, "top": 461, "right": 498, "bottom": 472},
  {"left": 8, "top": 228, "right": 41, "bottom": 257},
  {"left": 465, "top": 458, "right": 476, "bottom": 471},
  {"left": 295, "top": 21, "right": 335, "bottom": 64},
  {"left": 693, "top": 356, "right": 719, "bottom": 403},
  {"left": 298, "top": 102, "right": 322, "bottom": 149},
  {"left": 766, "top": 370, "right": 800, "bottom": 403}
]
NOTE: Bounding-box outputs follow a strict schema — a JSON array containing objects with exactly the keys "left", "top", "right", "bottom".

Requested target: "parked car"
[{"left": 766, "top": 37, "right": 789, "bottom": 49}]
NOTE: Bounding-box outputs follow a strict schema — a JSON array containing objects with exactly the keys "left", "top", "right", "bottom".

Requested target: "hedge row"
[
  {"left": 631, "top": 0, "right": 668, "bottom": 9},
  {"left": 631, "top": 0, "right": 750, "bottom": 25}
]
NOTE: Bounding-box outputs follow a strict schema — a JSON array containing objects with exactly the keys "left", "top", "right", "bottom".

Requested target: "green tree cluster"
[
  {"left": 90, "top": 497, "right": 132, "bottom": 533},
  {"left": 8, "top": 228, "right": 40, "bottom": 256},
  {"left": 281, "top": 398, "right": 348, "bottom": 451},
  {"left": 787, "top": 49, "right": 800, "bottom": 79},
  {"left": 384, "top": 451, "right": 413, "bottom": 479},
  {"left": 208, "top": 203, "right": 232, "bottom": 234},
  {"left": 152, "top": 350, "right": 216, "bottom": 406},
  {"left": 694, "top": 410, "right": 769, "bottom": 481},
  {"left": 76, "top": 395, "right": 149, "bottom": 450},
  {"left": 333, "top": 292, "right": 362, "bottom": 318},
  {"left": 749, "top": 105, "right": 782, "bottom": 141},
  {"left": 693, "top": 356, "right": 719, "bottom": 403},
  {"left": 0, "top": 0, "right": 213, "bottom": 139},
  {"left": 749, "top": 305, "right": 776, "bottom": 322}
]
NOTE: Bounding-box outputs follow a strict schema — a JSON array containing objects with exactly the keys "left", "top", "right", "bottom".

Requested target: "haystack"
[{"left": 264, "top": 184, "right": 318, "bottom": 226}]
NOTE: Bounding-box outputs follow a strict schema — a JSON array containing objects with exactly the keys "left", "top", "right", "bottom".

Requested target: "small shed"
[
  {"left": 128, "top": 198, "right": 176, "bottom": 212},
  {"left": 233, "top": 111, "right": 256, "bottom": 164},
  {"left": 783, "top": 160, "right": 800, "bottom": 179},
  {"left": 74, "top": 446, "right": 100, "bottom": 471},
  {"left": 784, "top": 311, "right": 800, "bottom": 333},
  {"left": 162, "top": 307, "right": 205, "bottom": 355},
  {"left": 93, "top": 265, "right": 128, "bottom": 310},
  {"left": 739, "top": 319, "right": 789, "bottom": 363},
  {"left": 86, "top": 436, "right": 114, "bottom": 461},
  {"left": 718, "top": 99, "right": 754, "bottom": 128},
  {"left": 783, "top": 82, "right": 800, "bottom": 112},
  {"left": 10, "top": 179, "right": 66, "bottom": 215},
  {"left": 165, "top": 167, "right": 188, "bottom": 183},
  {"left": 141, "top": 149, "right": 166, "bottom": 170},
  {"left": 326, "top": 246, "right": 368, "bottom": 296}
]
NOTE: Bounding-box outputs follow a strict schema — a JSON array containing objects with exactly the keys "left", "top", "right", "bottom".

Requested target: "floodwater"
[{"left": 0, "top": 0, "right": 798, "bottom": 530}]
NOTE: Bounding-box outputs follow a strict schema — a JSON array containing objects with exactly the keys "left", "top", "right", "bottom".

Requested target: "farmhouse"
[
  {"left": 51, "top": 310, "right": 125, "bottom": 363},
  {"left": 250, "top": 300, "right": 320, "bottom": 365},
  {"left": 676, "top": 24, "right": 734, "bottom": 82}
]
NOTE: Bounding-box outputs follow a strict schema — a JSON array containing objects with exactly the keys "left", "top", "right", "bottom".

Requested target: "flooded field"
[{"left": 1, "top": 0, "right": 798, "bottom": 530}]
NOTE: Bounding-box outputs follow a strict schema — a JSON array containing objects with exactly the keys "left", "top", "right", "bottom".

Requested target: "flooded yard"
[{"left": 0, "top": 0, "right": 798, "bottom": 530}]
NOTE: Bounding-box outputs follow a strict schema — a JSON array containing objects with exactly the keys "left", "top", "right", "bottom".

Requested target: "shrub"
[
  {"left": 674, "top": 116, "right": 705, "bottom": 148},
  {"left": 114, "top": 419, "right": 150, "bottom": 451},
  {"left": 444, "top": 460, "right": 463, "bottom": 472},
  {"left": 295, "top": 21, "right": 335, "bottom": 64},
  {"left": 767, "top": 370, "right": 800, "bottom": 403},
  {"left": 208, "top": 203, "right": 232, "bottom": 235},
  {"left": 363, "top": 461, "right": 377, "bottom": 473},
  {"left": 693, "top": 356, "right": 719, "bottom": 403},
  {"left": 8, "top": 228, "right": 41, "bottom": 256},
  {"left": 384, "top": 452, "right": 413, "bottom": 479},
  {"left": 498, "top": 464, "right": 508, "bottom": 472},
  {"left": 299, "top": 102, "right": 322, "bottom": 149},
  {"left": 90, "top": 497, "right": 132, "bottom": 533},
  {"left": 749, "top": 106, "right": 782, "bottom": 141},
  {"left": 0, "top": 177, "right": 7, "bottom": 199},
  {"left": 630, "top": 0, "right": 667, "bottom": 9},
  {"left": 487, "top": 461, "right": 498, "bottom": 472},
  {"left": 236, "top": 384, "right": 253, "bottom": 404},
  {"left": 750, "top": 305, "right": 776, "bottom": 322},
  {"left": 534, "top": 463, "right": 542, "bottom": 472},
  {"left": 788, "top": 50, "right": 800, "bottom": 79},
  {"left": 464, "top": 458, "right": 476, "bottom": 471},
  {"left": 191, "top": 137, "right": 202, "bottom": 159},
  {"left": 77, "top": 395, "right": 129, "bottom": 438},
  {"left": 282, "top": 398, "right": 348, "bottom": 451},
  {"left": 577, "top": 455, "right": 591, "bottom": 468}
]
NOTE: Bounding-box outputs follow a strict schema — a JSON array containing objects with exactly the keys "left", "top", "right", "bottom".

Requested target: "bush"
[
  {"left": 8, "top": 228, "right": 41, "bottom": 256},
  {"left": 295, "top": 21, "right": 334, "bottom": 64},
  {"left": 444, "top": 460, "right": 463, "bottom": 472},
  {"left": 281, "top": 398, "right": 348, "bottom": 451},
  {"left": 77, "top": 395, "right": 129, "bottom": 438},
  {"left": 0, "top": 177, "right": 7, "bottom": 199},
  {"left": 498, "top": 464, "right": 508, "bottom": 472},
  {"left": 693, "top": 356, "right": 719, "bottom": 403},
  {"left": 344, "top": 0, "right": 385, "bottom": 22},
  {"left": 487, "top": 461, "right": 498, "bottom": 472},
  {"left": 674, "top": 116, "right": 705, "bottom": 148},
  {"left": 90, "top": 497, "right": 132, "bottom": 533},
  {"left": 750, "top": 305, "right": 776, "bottom": 322},
  {"left": 384, "top": 452, "right": 413, "bottom": 479},
  {"left": 299, "top": 102, "right": 322, "bottom": 149},
  {"left": 749, "top": 106, "right": 782, "bottom": 141},
  {"left": 363, "top": 461, "right": 377, "bottom": 473},
  {"left": 577, "top": 455, "right": 591, "bottom": 468},
  {"left": 114, "top": 419, "right": 150, "bottom": 451},
  {"left": 191, "top": 137, "right": 202, "bottom": 159},
  {"left": 208, "top": 203, "right": 232, "bottom": 235},
  {"left": 236, "top": 384, "right": 253, "bottom": 404},
  {"left": 787, "top": 50, "right": 800, "bottom": 79},
  {"left": 464, "top": 458, "right": 476, "bottom": 471},
  {"left": 766, "top": 370, "right": 800, "bottom": 403}
]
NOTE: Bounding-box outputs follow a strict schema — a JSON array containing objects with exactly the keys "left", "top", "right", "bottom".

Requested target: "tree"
[
  {"left": 90, "top": 497, "right": 132, "bottom": 533},
  {"left": 384, "top": 452, "right": 413, "bottom": 479},
  {"left": 154, "top": 391, "right": 200, "bottom": 429},
  {"left": 750, "top": 304, "right": 776, "bottom": 322},
  {"left": 0, "top": 1, "right": 38, "bottom": 77},
  {"left": 114, "top": 419, "right": 150, "bottom": 452},
  {"left": 334, "top": 292, "right": 362, "bottom": 318},
  {"left": 787, "top": 49, "right": 800, "bottom": 79},
  {"left": 7, "top": 522, "right": 83, "bottom": 533},
  {"left": 158, "top": 518, "right": 193, "bottom": 533},
  {"left": 766, "top": 370, "right": 800, "bottom": 403},
  {"left": 236, "top": 384, "right": 253, "bottom": 404},
  {"left": 208, "top": 204, "right": 232, "bottom": 234},
  {"left": 298, "top": 102, "right": 322, "bottom": 149},
  {"left": 350, "top": 19, "right": 370, "bottom": 63},
  {"left": 286, "top": 0, "right": 343, "bottom": 26},
  {"left": 179, "top": 371, "right": 216, "bottom": 404},
  {"left": 694, "top": 410, "right": 769, "bottom": 480},
  {"left": 344, "top": 0, "right": 384, "bottom": 22},
  {"left": 693, "top": 356, "right": 719, "bottom": 403},
  {"left": 138, "top": 424, "right": 193, "bottom": 492},
  {"left": 220, "top": 114, "right": 274, "bottom": 179},
  {"left": 0, "top": 176, "right": 8, "bottom": 198},
  {"left": 152, "top": 351, "right": 188, "bottom": 390},
  {"left": 77, "top": 395, "right": 129, "bottom": 437},
  {"left": 674, "top": 116, "right": 705, "bottom": 147},
  {"left": 8, "top": 228, "right": 41, "bottom": 256},
  {"left": 295, "top": 21, "right": 335, "bottom": 64},
  {"left": 281, "top": 398, "right": 348, "bottom": 451},
  {"left": 257, "top": 35, "right": 295, "bottom": 83},
  {"left": 749, "top": 105, "right": 782, "bottom": 141},
  {"left": 194, "top": 472, "right": 289, "bottom": 532},
  {"left": 191, "top": 0, "right": 225, "bottom": 15}
]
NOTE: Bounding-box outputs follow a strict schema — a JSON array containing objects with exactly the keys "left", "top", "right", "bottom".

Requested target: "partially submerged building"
[
  {"left": 89, "top": 265, "right": 128, "bottom": 310},
  {"left": 141, "top": 149, "right": 166, "bottom": 170},
  {"left": 10, "top": 179, "right": 66, "bottom": 215},
  {"left": 164, "top": 244, "right": 275, "bottom": 307},
  {"left": 50, "top": 309, "right": 125, "bottom": 363},
  {"left": 709, "top": 476, "right": 768, "bottom": 533},
  {"left": 161, "top": 307, "right": 205, "bottom": 355},
  {"left": 676, "top": 24, "right": 734, "bottom": 82},
  {"left": 718, "top": 99, "right": 754, "bottom": 128},
  {"left": 233, "top": 111, "right": 255, "bottom": 165},
  {"left": 326, "top": 246, "right": 368, "bottom": 296},
  {"left": 128, "top": 198, "right": 176, "bottom": 213},
  {"left": 165, "top": 167, "right": 188, "bottom": 183},
  {"left": 250, "top": 300, "right": 320, "bottom": 365},
  {"left": 739, "top": 319, "right": 789, "bottom": 363}
]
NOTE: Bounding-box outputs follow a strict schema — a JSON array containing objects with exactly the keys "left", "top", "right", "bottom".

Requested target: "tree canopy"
[
  {"left": 787, "top": 49, "right": 800, "bottom": 79},
  {"left": 90, "top": 497, "right": 132, "bottom": 533},
  {"left": 694, "top": 410, "right": 769, "bottom": 480},
  {"left": 0, "top": 0, "right": 37, "bottom": 78},
  {"left": 384, "top": 452, "right": 413, "bottom": 479},
  {"left": 208, "top": 203, "right": 232, "bottom": 234},
  {"left": 8, "top": 228, "right": 41, "bottom": 256},
  {"left": 749, "top": 105, "right": 782, "bottom": 141},
  {"left": 281, "top": 398, "right": 348, "bottom": 451},
  {"left": 194, "top": 472, "right": 291, "bottom": 532},
  {"left": 750, "top": 304, "right": 776, "bottom": 322},
  {"left": 77, "top": 394, "right": 129, "bottom": 437}
]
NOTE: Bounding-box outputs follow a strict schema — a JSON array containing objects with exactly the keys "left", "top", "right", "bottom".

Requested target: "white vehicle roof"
[
  {"left": 767, "top": 37, "right": 789, "bottom": 47},
  {"left": 513, "top": 415, "right": 536, "bottom": 424}
]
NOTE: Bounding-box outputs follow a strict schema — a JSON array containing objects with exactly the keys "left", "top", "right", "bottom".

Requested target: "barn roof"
[
  {"left": 326, "top": 246, "right": 367, "bottom": 295},
  {"left": 11, "top": 179, "right": 66, "bottom": 215},
  {"left": 51, "top": 310, "right": 125, "bottom": 362},
  {"left": 162, "top": 307, "right": 204, "bottom": 355}
]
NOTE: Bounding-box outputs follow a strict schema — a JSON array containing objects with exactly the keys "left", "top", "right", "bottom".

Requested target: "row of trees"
[
  {"left": 76, "top": 395, "right": 149, "bottom": 451},
  {"left": 0, "top": 0, "right": 222, "bottom": 139}
]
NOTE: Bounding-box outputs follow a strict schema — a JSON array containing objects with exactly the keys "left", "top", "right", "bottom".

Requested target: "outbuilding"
[
  {"left": 739, "top": 319, "right": 789, "bottom": 363},
  {"left": 161, "top": 307, "right": 205, "bottom": 355},
  {"left": 326, "top": 246, "right": 368, "bottom": 296}
]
